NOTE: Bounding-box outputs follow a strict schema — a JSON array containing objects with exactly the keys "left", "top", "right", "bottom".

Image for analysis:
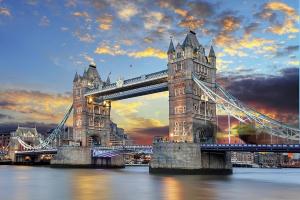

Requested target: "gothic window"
[
  {"left": 175, "top": 106, "right": 186, "bottom": 114},
  {"left": 177, "top": 52, "right": 182, "bottom": 58},
  {"left": 76, "top": 119, "right": 82, "bottom": 127},
  {"left": 175, "top": 61, "right": 183, "bottom": 72},
  {"left": 77, "top": 106, "right": 82, "bottom": 113},
  {"left": 174, "top": 122, "right": 179, "bottom": 135},
  {"left": 94, "top": 106, "right": 99, "bottom": 114},
  {"left": 183, "top": 121, "right": 187, "bottom": 135},
  {"left": 89, "top": 117, "right": 93, "bottom": 126}
]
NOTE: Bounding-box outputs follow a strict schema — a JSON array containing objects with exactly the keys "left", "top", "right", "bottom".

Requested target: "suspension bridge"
[{"left": 3, "top": 30, "right": 299, "bottom": 173}]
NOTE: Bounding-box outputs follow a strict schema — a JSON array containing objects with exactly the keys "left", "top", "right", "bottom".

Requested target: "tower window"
[
  {"left": 175, "top": 61, "right": 183, "bottom": 72},
  {"left": 177, "top": 52, "right": 182, "bottom": 58}
]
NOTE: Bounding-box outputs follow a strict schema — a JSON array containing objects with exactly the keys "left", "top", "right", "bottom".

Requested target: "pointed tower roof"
[
  {"left": 106, "top": 75, "right": 111, "bottom": 85},
  {"left": 86, "top": 63, "right": 102, "bottom": 81},
  {"left": 73, "top": 72, "right": 79, "bottom": 82},
  {"left": 182, "top": 30, "right": 200, "bottom": 49},
  {"left": 209, "top": 46, "right": 216, "bottom": 57},
  {"left": 167, "top": 38, "right": 175, "bottom": 54}
]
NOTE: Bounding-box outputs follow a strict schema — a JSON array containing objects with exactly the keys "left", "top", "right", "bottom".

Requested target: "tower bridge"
[{"left": 7, "top": 30, "right": 300, "bottom": 174}]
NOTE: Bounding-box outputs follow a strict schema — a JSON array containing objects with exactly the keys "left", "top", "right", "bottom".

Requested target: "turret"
[
  {"left": 73, "top": 72, "right": 79, "bottom": 82},
  {"left": 208, "top": 46, "right": 216, "bottom": 68},
  {"left": 167, "top": 38, "right": 175, "bottom": 61}
]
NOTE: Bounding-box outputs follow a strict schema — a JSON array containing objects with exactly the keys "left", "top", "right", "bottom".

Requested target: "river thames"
[{"left": 0, "top": 166, "right": 299, "bottom": 200}]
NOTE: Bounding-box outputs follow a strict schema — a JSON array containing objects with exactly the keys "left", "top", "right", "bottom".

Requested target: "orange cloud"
[
  {"left": 97, "top": 14, "right": 113, "bottom": 30},
  {"left": 0, "top": 90, "right": 72, "bottom": 125},
  {"left": 95, "top": 44, "right": 167, "bottom": 59},
  {"left": 128, "top": 47, "right": 167, "bottom": 59}
]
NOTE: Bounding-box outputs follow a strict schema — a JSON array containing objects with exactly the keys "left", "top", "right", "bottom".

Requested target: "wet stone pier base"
[
  {"left": 51, "top": 147, "right": 124, "bottom": 168},
  {"left": 149, "top": 142, "right": 232, "bottom": 175}
]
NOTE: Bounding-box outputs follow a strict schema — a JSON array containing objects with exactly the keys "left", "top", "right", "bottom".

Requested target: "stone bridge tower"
[
  {"left": 167, "top": 30, "right": 217, "bottom": 143},
  {"left": 73, "top": 64, "right": 111, "bottom": 147}
]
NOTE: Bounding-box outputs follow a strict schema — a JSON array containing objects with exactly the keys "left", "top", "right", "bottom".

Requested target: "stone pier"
[
  {"left": 51, "top": 146, "right": 124, "bottom": 168},
  {"left": 150, "top": 142, "right": 232, "bottom": 175}
]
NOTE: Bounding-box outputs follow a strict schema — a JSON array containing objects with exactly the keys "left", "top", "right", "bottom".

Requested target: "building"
[
  {"left": 10, "top": 126, "right": 42, "bottom": 151},
  {"left": 0, "top": 132, "right": 10, "bottom": 149},
  {"left": 167, "top": 30, "right": 217, "bottom": 142},
  {"left": 231, "top": 152, "right": 254, "bottom": 166},
  {"left": 73, "top": 63, "right": 131, "bottom": 147}
]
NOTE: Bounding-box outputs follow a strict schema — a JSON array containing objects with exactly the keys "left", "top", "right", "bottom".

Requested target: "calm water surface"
[{"left": 0, "top": 166, "right": 300, "bottom": 200}]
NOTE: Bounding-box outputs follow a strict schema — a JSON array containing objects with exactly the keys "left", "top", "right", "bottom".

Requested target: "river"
[{"left": 0, "top": 166, "right": 299, "bottom": 200}]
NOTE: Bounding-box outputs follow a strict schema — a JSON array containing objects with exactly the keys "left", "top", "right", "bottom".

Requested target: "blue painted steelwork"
[{"left": 200, "top": 144, "right": 300, "bottom": 153}]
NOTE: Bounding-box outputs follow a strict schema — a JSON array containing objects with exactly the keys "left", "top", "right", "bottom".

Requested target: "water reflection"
[
  {"left": 71, "top": 170, "right": 112, "bottom": 200},
  {"left": 0, "top": 166, "right": 300, "bottom": 200}
]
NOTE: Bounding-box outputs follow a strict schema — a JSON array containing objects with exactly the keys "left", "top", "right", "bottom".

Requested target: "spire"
[
  {"left": 182, "top": 30, "right": 200, "bottom": 49},
  {"left": 73, "top": 72, "right": 79, "bottom": 82},
  {"left": 106, "top": 72, "right": 111, "bottom": 85},
  {"left": 209, "top": 46, "right": 216, "bottom": 57},
  {"left": 167, "top": 37, "right": 175, "bottom": 54}
]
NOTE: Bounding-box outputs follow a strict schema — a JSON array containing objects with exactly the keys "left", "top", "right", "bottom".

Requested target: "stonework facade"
[
  {"left": 73, "top": 64, "right": 130, "bottom": 147},
  {"left": 167, "top": 30, "right": 217, "bottom": 143}
]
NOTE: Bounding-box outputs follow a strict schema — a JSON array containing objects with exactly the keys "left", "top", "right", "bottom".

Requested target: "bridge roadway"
[{"left": 84, "top": 70, "right": 168, "bottom": 98}]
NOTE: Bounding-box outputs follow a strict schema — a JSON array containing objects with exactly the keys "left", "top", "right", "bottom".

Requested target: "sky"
[{"left": 0, "top": 0, "right": 299, "bottom": 144}]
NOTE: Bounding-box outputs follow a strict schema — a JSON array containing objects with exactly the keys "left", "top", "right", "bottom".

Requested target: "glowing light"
[{"left": 88, "top": 97, "right": 93, "bottom": 104}]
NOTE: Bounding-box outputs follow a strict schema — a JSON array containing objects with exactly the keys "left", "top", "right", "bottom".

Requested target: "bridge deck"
[{"left": 85, "top": 70, "right": 168, "bottom": 97}]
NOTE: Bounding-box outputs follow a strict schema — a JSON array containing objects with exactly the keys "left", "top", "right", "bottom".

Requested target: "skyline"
[{"left": 0, "top": 0, "right": 299, "bottom": 144}]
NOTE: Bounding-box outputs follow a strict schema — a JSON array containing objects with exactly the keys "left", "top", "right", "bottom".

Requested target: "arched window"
[{"left": 94, "top": 106, "right": 99, "bottom": 114}]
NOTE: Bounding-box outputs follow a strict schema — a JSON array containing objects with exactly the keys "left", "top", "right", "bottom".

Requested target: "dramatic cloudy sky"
[{"left": 0, "top": 0, "right": 299, "bottom": 144}]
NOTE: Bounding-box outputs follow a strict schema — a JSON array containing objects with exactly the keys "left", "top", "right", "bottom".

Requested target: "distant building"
[
  {"left": 10, "top": 126, "right": 42, "bottom": 151},
  {"left": 0, "top": 132, "right": 10, "bottom": 149},
  {"left": 231, "top": 152, "right": 254, "bottom": 165},
  {"left": 254, "top": 152, "right": 284, "bottom": 167}
]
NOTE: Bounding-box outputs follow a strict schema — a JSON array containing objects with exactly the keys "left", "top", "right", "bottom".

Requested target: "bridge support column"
[
  {"left": 150, "top": 142, "right": 232, "bottom": 175},
  {"left": 51, "top": 147, "right": 124, "bottom": 168}
]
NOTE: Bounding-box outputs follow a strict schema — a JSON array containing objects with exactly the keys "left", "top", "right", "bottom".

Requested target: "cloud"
[
  {"left": 116, "top": 3, "right": 138, "bottom": 21},
  {"left": 39, "top": 16, "right": 50, "bottom": 26},
  {"left": 128, "top": 47, "right": 167, "bottom": 59},
  {"left": 74, "top": 31, "right": 95, "bottom": 43},
  {"left": 95, "top": 43, "right": 167, "bottom": 59},
  {"left": 288, "top": 60, "right": 300, "bottom": 66},
  {"left": 223, "top": 67, "right": 299, "bottom": 124},
  {"left": 0, "top": 7, "right": 11, "bottom": 16},
  {"left": 0, "top": 89, "right": 72, "bottom": 125},
  {"left": 94, "top": 44, "right": 126, "bottom": 56},
  {"left": 219, "top": 15, "right": 241, "bottom": 33},
  {"left": 0, "top": 113, "right": 13, "bottom": 120},
  {"left": 72, "top": 11, "right": 89, "bottom": 18},
  {"left": 257, "top": 2, "right": 299, "bottom": 35},
  {"left": 97, "top": 14, "right": 113, "bottom": 30},
  {"left": 276, "top": 45, "right": 299, "bottom": 57},
  {"left": 265, "top": 2, "right": 297, "bottom": 16},
  {"left": 81, "top": 53, "right": 94, "bottom": 63},
  {"left": 244, "top": 22, "right": 260, "bottom": 35},
  {"left": 216, "top": 33, "right": 274, "bottom": 57},
  {"left": 130, "top": 126, "right": 168, "bottom": 144},
  {"left": 144, "top": 11, "right": 164, "bottom": 30},
  {"left": 179, "top": 15, "right": 204, "bottom": 29}
]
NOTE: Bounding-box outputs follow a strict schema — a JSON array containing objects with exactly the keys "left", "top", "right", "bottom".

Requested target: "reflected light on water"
[
  {"left": 162, "top": 177, "right": 182, "bottom": 200},
  {"left": 71, "top": 170, "right": 112, "bottom": 200}
]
